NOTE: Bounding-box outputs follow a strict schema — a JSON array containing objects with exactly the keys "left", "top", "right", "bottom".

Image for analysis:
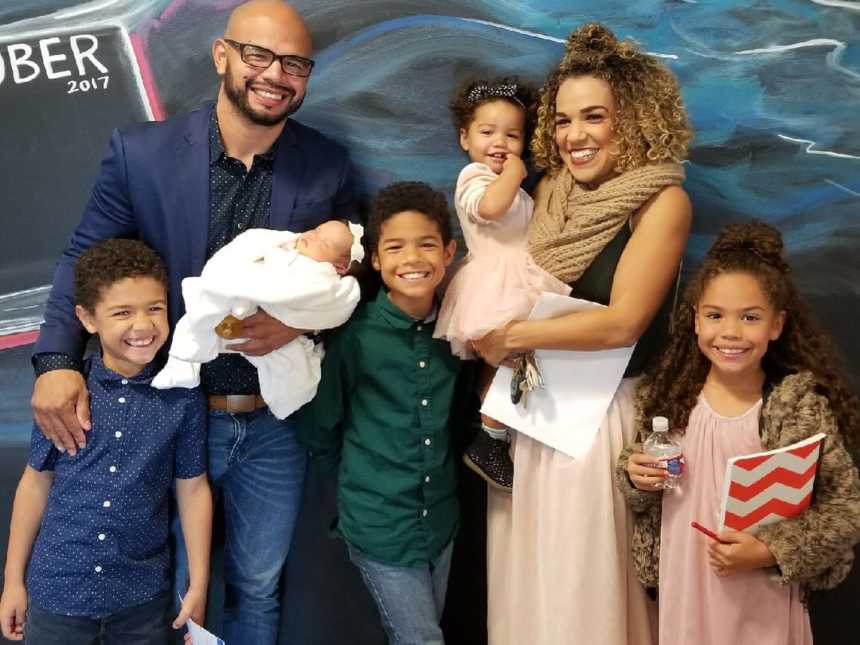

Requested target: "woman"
[{"left": 473, "top": 23, "right": 693, "bottom": 645}]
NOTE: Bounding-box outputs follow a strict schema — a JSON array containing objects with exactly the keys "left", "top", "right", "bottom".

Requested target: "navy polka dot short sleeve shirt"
[{"left": 26, "top": 355, "right": 207, "bottom": 618}]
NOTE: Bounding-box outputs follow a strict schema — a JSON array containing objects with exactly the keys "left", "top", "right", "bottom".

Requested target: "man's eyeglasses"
[{"left": 223, "top": 39, "right": 314, "bottom": 78}]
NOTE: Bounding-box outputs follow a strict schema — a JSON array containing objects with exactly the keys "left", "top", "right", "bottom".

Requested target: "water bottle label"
[{"left": 662, "top": 455, "right": 685, "bottom": 477}]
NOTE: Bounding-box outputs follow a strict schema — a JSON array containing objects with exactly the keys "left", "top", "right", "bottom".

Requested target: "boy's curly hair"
[
  {"left": 75, "top": 238, "right": 168, "bottom": 311},
  {"left": 531, "top": 23, "right": 692, "bottom": 173},
  {"left": 450, "top": 76, "right": 539, "bottom": 149},
  {"left": 637, "top": 221, "right": 859, "bottom": 453},
  {"left": 366, "top": 181, "right": 453, "bottom": 252}
]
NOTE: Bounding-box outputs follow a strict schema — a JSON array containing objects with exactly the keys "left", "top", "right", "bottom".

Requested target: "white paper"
[
  {"left": 178, "top": 595, "right": 225, "bottom": 645},
  {"left": 187, "top": 618, "right": 225, "bottom": 645},
  {"left": 481, "top": 293, "right": 635, "bottom": 460}
]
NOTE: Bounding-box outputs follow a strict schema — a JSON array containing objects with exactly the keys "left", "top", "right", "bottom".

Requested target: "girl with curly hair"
[
  {"left": 434, "top": 77, "right": 570, "bottom": 491},
  {"left": 472, "top": 23, "right": 692, "bottom": 644},
  {"left": 618, "top": 221, "right": 860, "bottom": 644}
]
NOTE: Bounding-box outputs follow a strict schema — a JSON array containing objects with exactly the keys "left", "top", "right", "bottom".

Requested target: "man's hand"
[
  {"left": 227, "top": 309, "right": 307, "bottom": 357},
  {"left": 708, "top": 530, "right": 777, "bottom": 576},
  {"left": 0, "top": 580, "right": 27, "bottom": 640},
  {"left": 31, "top": 370, "right": 91, "bottom": 455}
]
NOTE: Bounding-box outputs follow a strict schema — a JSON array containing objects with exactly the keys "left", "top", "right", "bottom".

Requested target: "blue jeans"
[
  {"left": 25, "top": 593, "right": 169, "bottom": 645},
  {"left": 347, "top": 540, "right": 454, "bottom": 645},
  {"left": 174, "top": 408, "right": 307, "bottom": 645}
]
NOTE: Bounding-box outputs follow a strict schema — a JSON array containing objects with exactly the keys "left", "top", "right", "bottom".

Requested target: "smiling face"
[
  {"left": 76, "top": 277, "right": 169, "bottom": 378},
  {"left": 694, "top": 272, "right": 786, "bottom": 384},
  {"left": 296, "top": 220, "right": 354, "bottom": 274},
  {"left": 553, "top": 75, "right": 619, "bottom": 189},
  {"left": 371, "top": 210, "right": 456, "bottom": 319},
  {"left": 459, "top": 99, "right": 526, "bottom": 174},
  {"left": 214, "top": 1, "right": 312, "bottom": 126}
]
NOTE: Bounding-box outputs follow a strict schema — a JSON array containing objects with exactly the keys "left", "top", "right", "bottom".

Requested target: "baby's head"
[
  {"left": 450, "top": 76, "right": 537, "bottom": 174},
  {"left": 296, "top": 220, "right": 364, "bottom": 275}
]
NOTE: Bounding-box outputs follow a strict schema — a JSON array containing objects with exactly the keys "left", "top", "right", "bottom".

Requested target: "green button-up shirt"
[{"left": 296, "top": 289, "right": 466, "bottom": 566}]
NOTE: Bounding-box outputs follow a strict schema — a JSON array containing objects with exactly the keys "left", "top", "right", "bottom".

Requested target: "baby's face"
[{"left": 296, "top": 220, "right": 354, "bottom": 274}]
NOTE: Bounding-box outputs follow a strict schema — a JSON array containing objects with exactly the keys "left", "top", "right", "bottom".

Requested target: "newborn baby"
[{"left": 152, "top": 220, "right": 364, "bottom": 419}]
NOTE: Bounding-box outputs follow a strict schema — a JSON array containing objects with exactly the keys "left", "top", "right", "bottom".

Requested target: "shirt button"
[
  {"left": 418, "top": 361, "right": 426, "bottom": 368},
  {"left": 425, "top": 475, "right": 431, "bottom": 483},
  {"left": 103, "top": 500, "right": 111, "bottom": 508},
  {"left": 115, "top": 431, "right": 122, "bottom": 439},
  {"left": 417, "top": 325, "right": 423, "bottom": 331},
  {"left": 118, "top": 397, "right": 126, "bottom": 404},
  {"left": 98, "top": 533, "right": 106, "bottom": 541},
  {"left": 421, "top": 399, "right": 428, "bottom": 407},
  {"left": 94, "top": 565, "right": 102, "bottom": 573},
  {"left": 109, "top": 466, "right": 117, "bottom": 473},
  {"left": 121, "top": 379, "right": 128, "bottom": 385},
  {"left": 424, "top": 438, "right": 431, "bottom": 446},
  {"left": 422, "top": 509, "right": 428, "bottom": 517}
]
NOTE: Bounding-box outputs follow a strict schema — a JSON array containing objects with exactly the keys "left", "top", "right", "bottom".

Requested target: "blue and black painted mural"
[{"left": 1, "top": 0, "right": 858, "bottom": 442}]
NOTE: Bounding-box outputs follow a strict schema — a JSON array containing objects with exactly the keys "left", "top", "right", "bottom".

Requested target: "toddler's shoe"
[{"left": 463, "top": 431, "right": 513, "bottom": 492}]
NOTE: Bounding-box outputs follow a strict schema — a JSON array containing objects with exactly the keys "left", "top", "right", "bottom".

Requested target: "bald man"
[{"left": 30, "top": 2, "right": 356, "bottom": 642}]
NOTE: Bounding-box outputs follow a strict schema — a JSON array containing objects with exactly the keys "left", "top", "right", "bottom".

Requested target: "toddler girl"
[
  {"left": 618, "top": 221, "right": 860, "bottom": 644},
  {"left": 434, "top": 77, "right": 570, "bottom": 490}
]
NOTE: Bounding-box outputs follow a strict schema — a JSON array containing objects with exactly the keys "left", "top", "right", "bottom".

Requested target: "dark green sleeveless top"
[{"left": 568, "top": 221, "right": 674, "bottom": 378}]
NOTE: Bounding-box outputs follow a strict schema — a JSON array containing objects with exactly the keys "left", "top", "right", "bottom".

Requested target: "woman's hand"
[
  {"left": 708, "top": 531, "right": 776, "bottom": 576},
  {"left": 472, "top": 322, "right": 518, "bottom": 367},
  {"left": 626, "top": 452, "right": 668, "bottom": 491}
]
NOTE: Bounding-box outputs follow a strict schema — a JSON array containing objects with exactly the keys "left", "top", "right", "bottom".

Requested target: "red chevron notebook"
[{"left": 717, "top": 433, "right": 826, "bottom": 534}]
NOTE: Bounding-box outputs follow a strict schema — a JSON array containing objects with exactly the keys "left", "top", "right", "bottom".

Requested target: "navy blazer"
[{"left": 35, "top": 103, "right": 356, "bottom": 360}]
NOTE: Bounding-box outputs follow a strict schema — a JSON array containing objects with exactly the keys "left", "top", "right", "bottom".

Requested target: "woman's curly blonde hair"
[{"left": 531, "top": 23, "right": 692, "bottom": 173}]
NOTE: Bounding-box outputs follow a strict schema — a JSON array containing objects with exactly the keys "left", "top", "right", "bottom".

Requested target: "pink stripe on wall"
[
  {"left": 129, "top": 32, "right": 166, "bottom": 122},
  {"left": 0, "top": 331, "right": 39, "bottom": 351}
]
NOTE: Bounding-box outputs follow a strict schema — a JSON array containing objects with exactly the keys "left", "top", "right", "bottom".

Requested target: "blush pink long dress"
[{"left": 658, "top": 396, "right": 813, "bottom": 645}]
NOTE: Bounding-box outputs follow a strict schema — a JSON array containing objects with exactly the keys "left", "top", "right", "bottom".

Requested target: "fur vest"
[{"left": 615, "top": 371, "right": 860, "bottom": 593}]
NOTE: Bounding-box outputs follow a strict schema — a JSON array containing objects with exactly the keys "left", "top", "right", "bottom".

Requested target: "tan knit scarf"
[{"left": 528, "top": 163, "right": 686, "bottom": 284}]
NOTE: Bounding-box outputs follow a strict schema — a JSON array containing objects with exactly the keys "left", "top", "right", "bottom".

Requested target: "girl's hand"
[
  {"left": 0, "top": 581, "right": 27, "bottom": 641},
  {"left": 472, "top": 322, "right": 518, "bottom": 367},
  {"left": 173, "top": 585, "right": 207, "bottom": 636},
  {"left": 708, "top": 530, "right": 776, "bottom": 576},
  {"left": 626, "top": 452, "right": 668, "bottom": 491},
  {"left": 502, "top": 153, "right": 527, "bottom": 182}
]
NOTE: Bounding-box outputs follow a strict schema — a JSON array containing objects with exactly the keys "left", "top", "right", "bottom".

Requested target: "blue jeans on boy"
[
  {"left": 347, "top": 540, "right": 454, "bottom": 645},
  {"left": 25, "top": 593, "right": 169, "bottom": 645},
  {"left": 174, "top": 408, "right": 307, "bottom": 645}
]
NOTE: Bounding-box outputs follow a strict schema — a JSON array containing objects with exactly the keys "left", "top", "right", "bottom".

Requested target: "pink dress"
[
  {"left": 659, "top": 395, "right": 813, "bottom": 645},
  {"left": 434, "top": 162, "right": 570, "bottom": 358}
]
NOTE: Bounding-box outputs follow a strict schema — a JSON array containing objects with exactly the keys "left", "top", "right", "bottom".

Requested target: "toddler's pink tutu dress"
[{"left": 435, "top": 162, "right": 570, "bottom": 358}]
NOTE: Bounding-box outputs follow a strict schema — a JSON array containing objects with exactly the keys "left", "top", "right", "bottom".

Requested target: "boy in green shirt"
[{"left": 297, "top": 181, "right": 469, "bottom": 644}]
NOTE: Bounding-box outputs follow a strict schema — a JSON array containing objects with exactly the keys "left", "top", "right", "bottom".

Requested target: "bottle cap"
[{"left": 652, "top": 416, "right": 669, "bottom": 432}]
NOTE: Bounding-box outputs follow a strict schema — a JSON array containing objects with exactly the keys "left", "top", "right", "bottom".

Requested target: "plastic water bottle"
[{"left": 643, "top": 416, "right": 684, "bottom": 490}]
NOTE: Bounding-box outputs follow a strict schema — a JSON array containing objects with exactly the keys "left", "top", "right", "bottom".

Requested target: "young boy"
[
  {"left": 0, "top": 239, "right": 212, "bottom": 644},
  {"left": 296, "top": 181, "right": 473, "bottom": 644}
]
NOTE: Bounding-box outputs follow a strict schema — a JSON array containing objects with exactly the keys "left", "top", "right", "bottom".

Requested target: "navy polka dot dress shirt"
[
  {"left": 201, "top": 109, "right": 274, "bottom": 395},
  {"left": 26, "top": 355, "right": 207, "bottom": 618}
]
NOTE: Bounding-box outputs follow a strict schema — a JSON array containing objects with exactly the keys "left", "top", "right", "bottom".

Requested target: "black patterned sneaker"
[{"left": 463, "top": 431, "right": 513, "bottom": 492}]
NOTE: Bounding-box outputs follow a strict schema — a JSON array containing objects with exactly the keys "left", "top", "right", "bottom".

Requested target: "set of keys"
[{"left": 510, "top": 352, "right": 544, "bottom": 407}]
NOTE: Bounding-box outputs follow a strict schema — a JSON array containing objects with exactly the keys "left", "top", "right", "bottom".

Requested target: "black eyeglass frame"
[{"left": 223, "top": 39, "right": 315, "bottom": 78}]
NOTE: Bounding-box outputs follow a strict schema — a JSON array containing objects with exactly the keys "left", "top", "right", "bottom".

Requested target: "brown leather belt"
[{"left": 207, "top": 394, "right": 267, "bottom": 413}]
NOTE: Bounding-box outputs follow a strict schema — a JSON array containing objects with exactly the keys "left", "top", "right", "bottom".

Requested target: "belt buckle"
[{"left": 225, "top": 394, "right": 256, "bottom": 413}]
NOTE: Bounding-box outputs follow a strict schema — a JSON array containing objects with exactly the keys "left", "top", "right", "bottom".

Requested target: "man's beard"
[{"left": 224, "top": 73, "right": 303, "bottom": 126}]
